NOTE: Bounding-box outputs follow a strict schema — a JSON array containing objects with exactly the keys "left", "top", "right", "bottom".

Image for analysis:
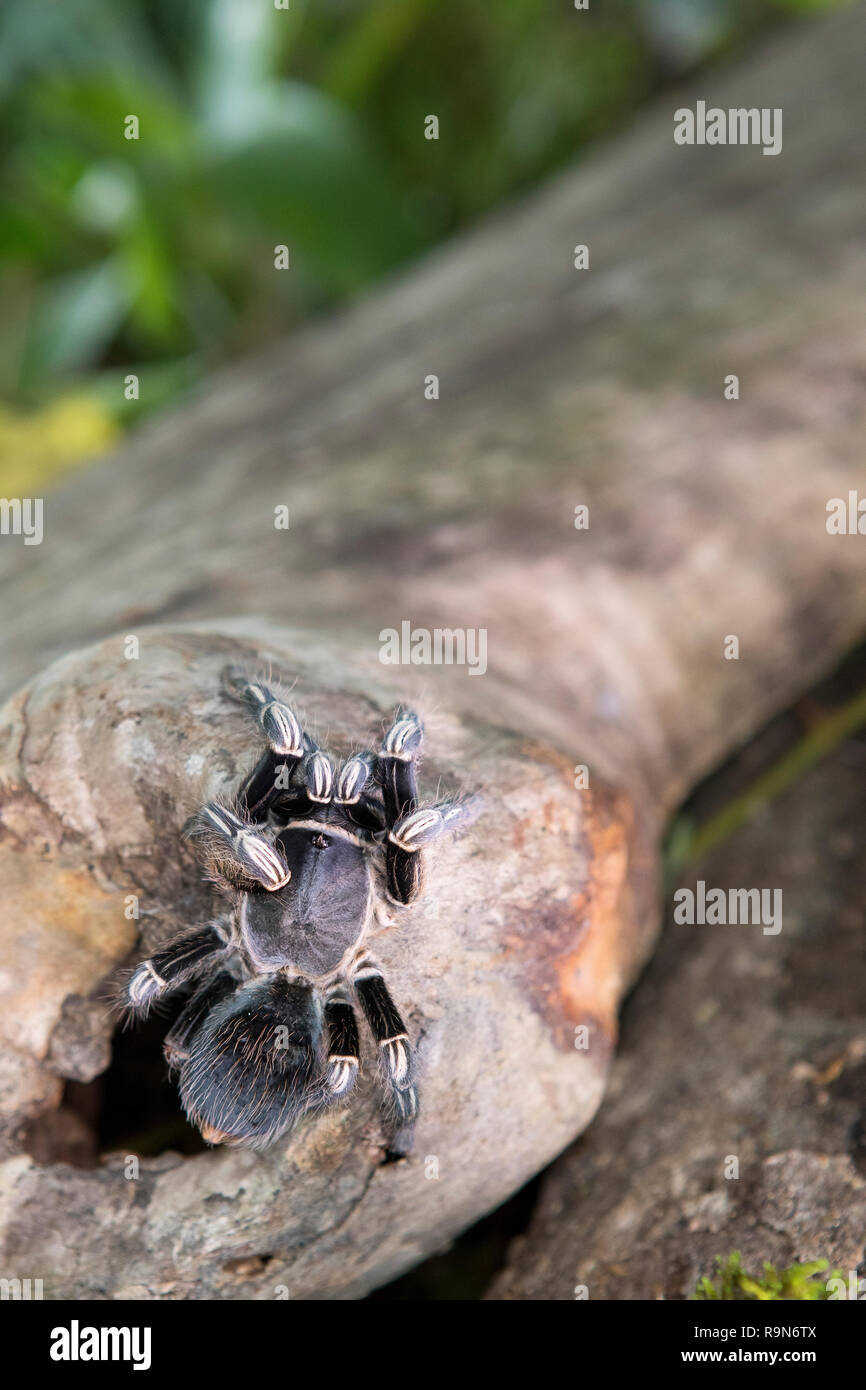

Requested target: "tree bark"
[{"left": 1, "top": 7, "right": 865, "bottom": 1299}]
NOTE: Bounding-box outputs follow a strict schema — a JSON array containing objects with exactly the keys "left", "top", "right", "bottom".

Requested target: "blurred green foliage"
[{"left": 0, "top": 0, "right": 854, "bottom": 442}]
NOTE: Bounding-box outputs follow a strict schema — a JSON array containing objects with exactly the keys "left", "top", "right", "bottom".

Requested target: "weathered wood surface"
[
  {"left": 491, "top": 723, "right": 866, "bottom": 1300},
  {"left": 0, "top": 8, "right": 865, "bottom": 1299}
]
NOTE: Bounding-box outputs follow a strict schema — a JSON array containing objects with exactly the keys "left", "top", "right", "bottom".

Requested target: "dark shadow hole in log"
[
  {"left": 368, "top": 1171, "right": 544, "bottom": 1300},
  {"left": 24, "top": 1004, "right": 210, "bottom": 1165},
  {"left": 94, "top": 1006, "right": 210, "bottom": 1156}
]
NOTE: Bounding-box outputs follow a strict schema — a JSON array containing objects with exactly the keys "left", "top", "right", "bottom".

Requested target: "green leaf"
[
  {"left": 25, "top": 257, "right": 128, "bottom": 378},
  {"left": 204, "top": 82, "right": 421, "bottom": 291}
]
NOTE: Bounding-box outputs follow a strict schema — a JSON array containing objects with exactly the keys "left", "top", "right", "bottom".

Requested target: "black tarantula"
[{"left": 125, "top": 667, "right": 470, "bottom": 1153}]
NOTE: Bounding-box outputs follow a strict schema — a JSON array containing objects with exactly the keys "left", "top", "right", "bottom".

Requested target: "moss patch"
[{"left": 693, "top": 1252, "right": 843, "bottom": 1301}]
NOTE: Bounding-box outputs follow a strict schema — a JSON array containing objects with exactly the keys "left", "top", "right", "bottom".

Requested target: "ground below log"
[{"left": 490, "top": 704, "right": 866, "bottom": 1300}]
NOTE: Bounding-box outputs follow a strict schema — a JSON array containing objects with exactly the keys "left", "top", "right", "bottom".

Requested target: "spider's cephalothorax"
[{"left": 124, "top": 666, "right": 470, "bottom": 1154}]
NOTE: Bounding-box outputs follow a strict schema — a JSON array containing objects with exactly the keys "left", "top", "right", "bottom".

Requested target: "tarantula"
[{"left": 124, "top": 667, "right": 470, "bottom": 1153}]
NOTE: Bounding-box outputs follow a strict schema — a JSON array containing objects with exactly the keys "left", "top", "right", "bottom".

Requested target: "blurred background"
[{"left": 0, "top": 0, "right": 850, "bottom": 496}]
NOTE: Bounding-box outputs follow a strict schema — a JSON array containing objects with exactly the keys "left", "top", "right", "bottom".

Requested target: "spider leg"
[
  {"left": 187, "top": 803, "right": 291, "bottom": 891},
  {"left": 126, "top": 923, "right": 229, "bottom": 1015},
  {"left": 303, "top": 748, "right": 334, "bottom": 805},
  {"left": 333, "top": 751, "right": 385, "bottom": 833},
  {"left": 390, "top": 801, "right": 470, "bottom": 849},
  {"left": 377, "top": 710, "right": 427, "bottom": 902},
  {"left": 222, "top": 669, "right": 306, "bottom": 821},
  {"left": 385, "top": 799, "right": 471, "bottom": 905},
  {"left": 334, "top": 751, "right": 375, "bottom": 808},
  {"left": 353, "top": 957, "right": 418, "bottom": 1145},
  {"left": 162, "top": 969, "right": 238, "bottom": 1069},
  {"left": 378, "top": 710, "right": 423, "bottom": 823},
  {"left": 323, "top": 987, "right": 360, "bottom": 1098}
]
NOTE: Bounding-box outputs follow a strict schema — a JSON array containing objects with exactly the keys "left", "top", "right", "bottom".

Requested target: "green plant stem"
[{"left": 670, "top": 681, "right": 866, "bottom": 872}]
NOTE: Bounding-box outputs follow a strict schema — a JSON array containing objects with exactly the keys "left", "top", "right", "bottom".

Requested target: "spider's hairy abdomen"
[{"left": 178, "top": 977, "right": 325, "bottom": 1148}]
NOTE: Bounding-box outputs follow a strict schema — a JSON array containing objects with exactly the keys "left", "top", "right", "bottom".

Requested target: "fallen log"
[{"left": 1, "top": 6, "right": 865, "bottom": 1298}]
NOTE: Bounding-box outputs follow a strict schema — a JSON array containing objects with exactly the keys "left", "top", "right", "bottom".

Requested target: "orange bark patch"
[{"left": 507, "top": 774, "right": 657, "bottom": 1055}]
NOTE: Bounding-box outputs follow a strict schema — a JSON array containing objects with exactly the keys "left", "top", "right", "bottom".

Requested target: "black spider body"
[
  {"left": 125, "top": 667, "right": 472, "bottom": 1153},
  {"left": 242, "top": 819, "right": 372, "bottom": 976}
]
